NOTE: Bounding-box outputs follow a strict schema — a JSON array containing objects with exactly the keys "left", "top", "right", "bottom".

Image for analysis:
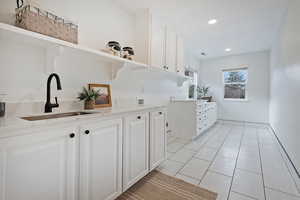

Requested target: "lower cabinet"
[
  {"left": 123, "top": 113, "right": 149, "bottom": 191},
  {"left": 149, "top": 110, "right": 166, "bottom": 171},
  {"left": 168, "top": 101, "right": 217, "bottom": 139},
  {"left": 79, "top": 119, "right": 123, "bottom": 200},
  {"left": 0, "top": 126, "right": 78, "bottom": 200},
  {"left": 0, "top": 108, "right": 167, "bottom": 200}
]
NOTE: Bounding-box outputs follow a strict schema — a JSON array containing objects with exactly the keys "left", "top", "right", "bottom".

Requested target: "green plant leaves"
[{"left": 77, "top": 87, "right": 101, "bottom": 101}]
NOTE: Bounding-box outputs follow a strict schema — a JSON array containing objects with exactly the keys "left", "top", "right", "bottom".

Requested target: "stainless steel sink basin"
[{"left": 21, "top": 112, "right": 92, "bottom": 121}]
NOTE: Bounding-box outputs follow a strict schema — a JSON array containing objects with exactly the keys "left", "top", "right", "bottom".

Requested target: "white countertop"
[
  {"left": 171, "top": 99, "right": 197, "bottom": 102},
  {"left": 171, "top": 99, "right": 213, "bottom": 103},
  {"left": 0, "top": 104, "right": 166, "bottom": 138}
]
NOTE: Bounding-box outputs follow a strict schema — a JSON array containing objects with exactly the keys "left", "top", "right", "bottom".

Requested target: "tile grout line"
[
  {"left": 168, "top": 121, "right": 300, "bottom": 200},
  {"left": 226, "top": 122, "right": 246, "bottom": 200},
  {"left": 173, "top": 125, "right": 223, "bottom": 181},
  {"left": 257, "top": 128, "right": 267, "bottom": 200},
  {"left": 268, "top": 126, "right": 300, "bottom": 195},
  {"left": 234, "top": 167, "right": 261, "bottom": 175},
  {"left": 198, "top": 125, "right": 234, "bottom": 186},
  {"left": 263, "top": 127, "right": 300, "bottom": 197},
  {"left": 265, "top": 186, "right": 300, "bottom": 198},
  {"left": 232, "top": 191, "right": 259, "bottom": 200},
  {"left": 268, "top": 125, "right": 300, "bottom": 181}
]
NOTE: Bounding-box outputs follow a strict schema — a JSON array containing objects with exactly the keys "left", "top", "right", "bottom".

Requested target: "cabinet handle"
[
  {"left": 85, "top": 130, "right": 90, "bottom": 135},
  {"left": 69, "top": 133, "right": 75, "bottom": 138},
  {"left": 137, "top": 116, "right": 141, "bottom": 120}
]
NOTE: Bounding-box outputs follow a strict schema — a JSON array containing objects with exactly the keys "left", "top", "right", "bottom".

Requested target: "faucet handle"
[{"left": 55, "top": 97, "right": 58, "bottom": 105}]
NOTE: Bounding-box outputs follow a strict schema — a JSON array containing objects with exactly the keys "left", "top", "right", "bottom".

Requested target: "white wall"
[
  {"left": 0, "top": 0, "right": 135, "bottom": 49},
  {"left": 269, "top": 0, "right": 300, "bottom": 173},
  {"left": 199, "top": 51, "right": 270, "bottom": 123},
  {"left": 0, "top": 0, "right": 191, "bottom": 117}
]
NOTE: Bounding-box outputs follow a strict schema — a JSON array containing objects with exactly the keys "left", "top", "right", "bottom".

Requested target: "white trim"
[
  {"left": 223, "top": 98, "right": 249, "bottom": 102},
  {"left": 222, "top": 68, "right": 249, "bottom": 100},
  {"left": 222, "top": 65, "right": 248, "bottom": 72}
]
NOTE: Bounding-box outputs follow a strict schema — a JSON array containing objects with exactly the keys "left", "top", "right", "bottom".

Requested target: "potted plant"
[
  {"left": 198, "top": 85, "right": 211, "bottom": 101},
  {"left": 77, "top": 87, "right": 100, "bottom": 110}
]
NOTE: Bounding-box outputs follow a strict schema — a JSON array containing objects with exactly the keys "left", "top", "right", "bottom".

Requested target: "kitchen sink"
[{"left": 21, "top": 112, "right": 92, "bottom": 121}]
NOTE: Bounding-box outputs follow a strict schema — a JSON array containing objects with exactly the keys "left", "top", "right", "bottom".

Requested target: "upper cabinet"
[
  {"left": 150, "top": 15, "right": 166, "bottom": 69},
  {"left": 176, "top": 36, "right": 185, "bottom": 75},
  {"left": 134, "top": 9, "right": 186, "bottom": 74},
  {"left": 165, "top": 28, "right": 177, "bottom": 72}
]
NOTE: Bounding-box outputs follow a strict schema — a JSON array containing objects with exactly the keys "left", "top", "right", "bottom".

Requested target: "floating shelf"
[{"left": 0, "top": 23, "right": 190, "bottom": 85}]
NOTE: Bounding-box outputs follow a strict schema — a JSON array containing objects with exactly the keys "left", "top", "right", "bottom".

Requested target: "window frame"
[{"left": 222, "top": 67, "right": 249, "bottom": 101}]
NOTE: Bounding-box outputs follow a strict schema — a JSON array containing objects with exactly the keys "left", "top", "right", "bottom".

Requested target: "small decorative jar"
[
  {"left": 0, "top": 94, "right": 7, "bottom": 117},
  {"left": 105, "top": 41, "right": 121, "bottom": 56},
  {"left": 122, "top": 47, "right": 134, "bottom": 60}
]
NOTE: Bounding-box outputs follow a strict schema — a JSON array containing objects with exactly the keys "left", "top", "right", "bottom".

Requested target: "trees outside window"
[{"left": 223, "top": 68, "right": 248, "bottom": 100}]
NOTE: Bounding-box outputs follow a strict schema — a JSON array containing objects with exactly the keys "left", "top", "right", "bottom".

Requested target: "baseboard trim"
[
  {"left": 218, "top": 119, "right": 269, "bottom": 126},
  {"left": 269, "top": 125, "right": 300, "bottom": 179}
]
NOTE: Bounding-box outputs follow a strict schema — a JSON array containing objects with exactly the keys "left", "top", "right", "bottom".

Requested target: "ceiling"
[{"left": 114, "top": 0, "right": 288, "bottom": 60}]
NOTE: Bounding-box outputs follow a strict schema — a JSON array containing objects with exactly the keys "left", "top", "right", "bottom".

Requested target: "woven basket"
[{"left": 15, "top": 5, "right": 78, "bottom": 44}]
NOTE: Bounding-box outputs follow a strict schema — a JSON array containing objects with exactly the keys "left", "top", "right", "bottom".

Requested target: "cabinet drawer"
[
  {"left": 197, "top": 115, "right": 207, "bottom": 121},
  {"left": 196, "top": 110, "right": 204, "bottom": 116},
  {"left": 197, "top": 104, "right": 206, "bottom": 110}
]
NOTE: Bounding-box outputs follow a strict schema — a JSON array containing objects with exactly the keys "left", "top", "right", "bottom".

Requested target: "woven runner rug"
[{"left": 117, "top": 170, "right": 217, "bottom": 200}]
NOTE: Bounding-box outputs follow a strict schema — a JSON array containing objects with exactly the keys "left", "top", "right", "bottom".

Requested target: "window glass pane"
[
  {"left": 224, "top": 69, "right": 247, "bottom": 83},
  {"left": 224, "top": 84, "right": 246, "bottom": 99}
]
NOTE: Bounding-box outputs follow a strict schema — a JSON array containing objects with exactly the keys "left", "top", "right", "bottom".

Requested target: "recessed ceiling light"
[
  {"left": 225, "top": 48, "right": 232, "bottom": 52},
  {"left": 208, "top": 19, "right": 218, "bottom": 25}
]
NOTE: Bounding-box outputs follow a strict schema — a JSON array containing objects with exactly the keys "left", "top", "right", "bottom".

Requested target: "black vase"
[{"left": 0, "top": 102, "right": 5, "bottom": 117}]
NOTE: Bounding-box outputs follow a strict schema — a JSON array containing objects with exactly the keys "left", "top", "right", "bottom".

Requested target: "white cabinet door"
[
  {"left": 80, "top": 119, "right": 123, "bottom": 200},
  {"left": 0, "top": 126, "right": 78, "bottom": 200},
  {"left": 123, "top": 113, "right": 149, "bottom": 191},
  {"left": 150, "top": 15, "right": 166, "bottom": 69},
  {"left": 150, "top": 110, "right": 166, "bottom": 171},
  {"left": 176, "top": 36, "right": 185, "bottom": 75},
  {"left": 165, "top": 27, "right": 177, "bottom": 72}
]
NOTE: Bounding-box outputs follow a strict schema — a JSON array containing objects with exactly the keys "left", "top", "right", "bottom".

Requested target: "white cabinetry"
[
  {"left": 0, "top": 126, "right": 78, "bottom": 200},
  {"left": 123, "top": 113, "right": 149, "bottom": 191},
  {"left": 150, "top": 15, "right": 166, "bottom": 69},
  {"left": 135, "top": 9, "right": 185, "bottom": 73},
  {"left": 165, "top": 28, "right": 177, "bottom": 72},
  {"left": 197, "top": 102, "right": 217, "bottom": 134},
  {"left": 80, "top": 119, "right": 123, "bottom": 200},
  {"left": 176, "top": 36, "right": 185, "bottom": 75},
  {"left": 149, "top": 110, "right": 166, "bottom": 171},
  {"left": 168, "top": 101, "right": 217, "bottom": 140},
  {"left": 0, "top": 107, "right": 167, "bottom": 200}
]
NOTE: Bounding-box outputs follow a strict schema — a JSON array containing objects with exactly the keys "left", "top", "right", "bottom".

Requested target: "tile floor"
[{"left": 158, "top": 121, "right": 300, "bottom": 200}]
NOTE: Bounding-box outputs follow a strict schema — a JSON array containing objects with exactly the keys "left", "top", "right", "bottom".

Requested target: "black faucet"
[{"left": 45, "top": 73, "right": 62, "bottom": 113}]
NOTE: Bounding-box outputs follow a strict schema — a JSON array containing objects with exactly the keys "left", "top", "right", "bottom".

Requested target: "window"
[{"left": 223, "top": 68, "right": 248, "bottom": 100}]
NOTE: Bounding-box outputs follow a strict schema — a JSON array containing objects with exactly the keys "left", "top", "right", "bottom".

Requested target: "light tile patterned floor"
[{"left": 158, "top": 121, "right": 300, "bottom": 200}]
